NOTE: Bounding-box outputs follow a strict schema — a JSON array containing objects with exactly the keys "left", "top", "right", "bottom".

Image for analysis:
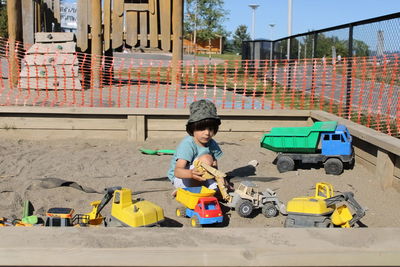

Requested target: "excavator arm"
[
  {"left": 193, "top": 160, "right": 232, "bottom": 202},
  {"left": 325, "top": 192, "right": 366, "bottom": 227},
  {"left": 95, "top": 186, "right": 122, "bottom": 218}
]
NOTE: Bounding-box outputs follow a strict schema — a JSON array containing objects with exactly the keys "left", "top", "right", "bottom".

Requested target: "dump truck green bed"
[{"left": 260, "top": 121, "right": 337, "bottom": 153}]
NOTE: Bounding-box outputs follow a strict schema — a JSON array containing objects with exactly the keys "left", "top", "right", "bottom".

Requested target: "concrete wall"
[{"left": 0, "top": 107, "right": 399, "bottom": 191}]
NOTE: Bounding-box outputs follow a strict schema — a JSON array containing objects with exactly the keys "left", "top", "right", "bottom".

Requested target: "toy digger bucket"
[
  {"left": 176, "top": 186, "right": 215, "bottom": 209},
  {"left": 331, "top": 205, "right": 353, "bottom": 227}
]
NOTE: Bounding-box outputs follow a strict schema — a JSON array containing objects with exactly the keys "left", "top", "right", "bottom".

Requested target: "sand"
[{"left": 1, "top": 136, "right": 399, "bottom": 228}]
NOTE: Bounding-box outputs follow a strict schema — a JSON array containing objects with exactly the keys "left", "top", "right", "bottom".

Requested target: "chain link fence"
[{"left": 243, "top": 12, "right": 400, "bottom": 61}]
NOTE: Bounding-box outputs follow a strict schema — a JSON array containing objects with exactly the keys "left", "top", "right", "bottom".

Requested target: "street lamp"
[
  {"left": 268, "top": 24, "right": 275, "bottom": 61},
  {"left": 268, "top": 23, "right": 275, "bottom": 40},
  {"left": 287, "top": 0, "right": 293, "bottom": 59},
  {"left": 249, "top": 4, "right": 260, "bottom": 40}
]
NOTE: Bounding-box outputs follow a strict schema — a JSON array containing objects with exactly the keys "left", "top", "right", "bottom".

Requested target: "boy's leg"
[
  {"left": 173, "top": 177, "right": 202, "bottom": 188},
  {"left": 196, "top": 154, "right": 214, "bottom": 166}
]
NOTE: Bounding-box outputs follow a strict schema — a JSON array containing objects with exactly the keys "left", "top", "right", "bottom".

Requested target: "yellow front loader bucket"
[{"left": 331, "top": 205, "right": 353, "bottom": 228}]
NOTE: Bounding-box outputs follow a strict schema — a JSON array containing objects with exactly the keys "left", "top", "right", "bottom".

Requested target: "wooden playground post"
[
  {"left": 172, "top": 0, "right": 183, "bottom": 87},
  {"left": 7, "top": 0, "right": 23, "bottom": 87},
  {"left": 91, "top": 0, "right": 102, "bottom": 89}
]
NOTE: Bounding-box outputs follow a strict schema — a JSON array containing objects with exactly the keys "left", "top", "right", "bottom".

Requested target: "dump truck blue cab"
[
  {"left": 320, "top": 124, "right": 352, "bottom": 156},
  {"left": 260, "top": 121, "right": 354, "bottom": 175}
]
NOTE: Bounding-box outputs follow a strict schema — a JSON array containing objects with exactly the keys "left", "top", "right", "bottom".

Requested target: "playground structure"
[{"left": 7, "top": 0, "right": 184, "bottom": 87}]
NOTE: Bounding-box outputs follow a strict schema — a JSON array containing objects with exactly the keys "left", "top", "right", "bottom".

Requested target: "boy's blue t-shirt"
[{"left": 167, "top": 136, "right": 223, "bottom": 181}]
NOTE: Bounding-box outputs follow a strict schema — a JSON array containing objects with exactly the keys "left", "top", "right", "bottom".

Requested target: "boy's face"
[{"left": 193, "top": 128, "right": 215, "bottom": 146}]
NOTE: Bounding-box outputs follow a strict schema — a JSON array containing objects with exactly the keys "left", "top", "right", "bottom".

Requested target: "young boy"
[{"left": 167, "top": 99, "right": 223, "bottom": 190}]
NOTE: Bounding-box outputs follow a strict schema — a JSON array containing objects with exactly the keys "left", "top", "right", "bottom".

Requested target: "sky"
[{"left": 223, "top": 0, "right": 400, "bottom": 40}]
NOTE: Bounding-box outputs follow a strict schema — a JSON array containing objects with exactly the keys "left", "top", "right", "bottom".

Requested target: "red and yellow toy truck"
[{"left": 175, "top": 186, "right": 223, "bottom": 227}]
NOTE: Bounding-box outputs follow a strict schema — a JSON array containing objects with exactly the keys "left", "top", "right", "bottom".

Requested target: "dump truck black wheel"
[
  {"left": 324, "top": 158, "right": 343, "bottom": 175},
  {"left": 262, "top": 203, "right": 278, "bottom": 218},
  {"left": 277, "top": 156, "right": 295, "bottom": 173},
  {"left": 236, "top": 199, "right": 253, "bottom": 217}
]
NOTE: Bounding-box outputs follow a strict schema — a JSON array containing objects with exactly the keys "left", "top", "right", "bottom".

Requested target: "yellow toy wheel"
[
  {"left": 176, "top": 207, "right": 186, "bottom": 217},
  {"left": 190, "top": 216, "right": 201, "bottom": 228}
]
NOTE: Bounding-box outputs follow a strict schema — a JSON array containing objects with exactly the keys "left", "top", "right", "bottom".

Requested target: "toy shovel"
[{"left": 139, "top": 148, "right": 176, "bottom": 155}]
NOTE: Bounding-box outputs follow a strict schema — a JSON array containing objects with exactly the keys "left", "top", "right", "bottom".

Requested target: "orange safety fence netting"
[{"left": 0, "top": 37, "right": 399, "bottom": 137}]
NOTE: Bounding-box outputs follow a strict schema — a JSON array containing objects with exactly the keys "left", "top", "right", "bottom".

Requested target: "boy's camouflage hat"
[{"left": 187, "top": 99, "right": 220, "bottom": 125}]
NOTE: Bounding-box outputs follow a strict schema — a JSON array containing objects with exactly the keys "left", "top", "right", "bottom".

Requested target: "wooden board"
[
  {"left": 124, "top": 3, "right": 149, "bottom": 11},
  {"left": 22, "top": 0, "right": 34, "bottom": 45},
  {"left": 0, "top": 117, "right": 125, "bottom": 130},
  {"left": 76, "top": 0, "right": 88, "bottom": 51},
  {"left": 125, "top": 11, "right": 138, "bottom": 47},
  {"left": 0, "top": 129, "right": 127, "bottom": 140},
  {"left": 53, "top": 0, "right": 61, "bottom": 29},
  {"left": 24, "top": 54, "right": 79, "bottom": 66},
  {"left": 139, "top": 11, "right": 148, "bottom": 47},
  {"left": 27, "top": 42, "right": 76, "bottom": 54},
  {"left": 112, "top": 0, "right": 124, "bottom": 49},
  {"left": 35, "top": 32, "right": 74, "bottom": 43},
  {"left": 146, "top": 118, "right": 308, "bottom": 132},
  {"left": 18, "top": 77, "right": 82, "bottom": 90},
  {"left": 20, "top": 65, "right": 79, "bottom": 78},
  {"left": 149, "top": 0, "right": 159, "bottom": 48},
  {"left": 103, "top": 0, "right": 111, "bottom": 51},
  {"left": 159, "top": 0, "right": 171, "bottom": 51}
]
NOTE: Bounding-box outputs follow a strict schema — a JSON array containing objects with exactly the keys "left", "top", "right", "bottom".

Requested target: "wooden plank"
[
  {"left": 35, "top": 32, "right": 74, "bottom": 43},
  {"left": 125, "top": 11, "right": 138, "bottom": 47},
  {"left": 159, "top": 0, "right": 171, "bottom": 51},
  {"left": 24, "top": 54, "right": 79, "bottom": 66},
  {"left": 22, "top": 0, "right": 34, "bottom": 45},
  {"left": 20, "top": 65, "right": 79, "bottom": 78},
  {"left": 126, "top": 115, "right": 137, "bottom": 141},
  {"left": 377, "top": 149, "right": 395, "bottom": 190},
  {"left": 53, "top": 0, "right": 61, "bottom": 31},
  {"left": 27, "top": 42, "right": 76, "bottom": 54},
  {"left": 139, "top": 11, "right": 148, "bottom": 47},
  {"left": 149, "top": 0, "right": 158, "bottom": 48},
  {"left": 0, "top": 117, "right": 126, "bottom": 130},
  {"left": 137, "top": 115, "right": 146, "bottom": 142},
  {"left": 112, "top": 0, "right": 124, "bottom": 49},
  {"left": 76, "top": 0, "right": 88, "bottom": 51},
  {"left": 0, "top": 129, "right": 127, "bottom": 140},
  {"left": 147, "top": 118, "right": 309, "bottom": 132},
  {"left": 124, "top": 3, "right": 149, "bottom": 11},
  {"left": 103, "top": 0, "right": 111, "bottom": 51},
  {"left": 395, "top": 157, "right": 400, "bottom": 178},
  {"left": 18, "top": 77, "right": 82, "bottom": 90}
]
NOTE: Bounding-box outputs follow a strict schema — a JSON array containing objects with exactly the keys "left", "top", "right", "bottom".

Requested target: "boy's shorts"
[{"left": 172, "top": 177, "right": 218, "bottom": 190}]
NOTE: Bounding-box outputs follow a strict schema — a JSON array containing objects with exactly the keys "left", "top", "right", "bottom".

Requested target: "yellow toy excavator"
[
  {"left": 84, "top": 186, "right": 165, "bottom": 227},
  {"left": 284, "top": 182, "right": 366, "bottom": 228}
]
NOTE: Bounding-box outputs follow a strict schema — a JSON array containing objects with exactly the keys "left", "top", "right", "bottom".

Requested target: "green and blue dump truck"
[{"left": 260, "top": 121, "right": 354, "bottom": 175}]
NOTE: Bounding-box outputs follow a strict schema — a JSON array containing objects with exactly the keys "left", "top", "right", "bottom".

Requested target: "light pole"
[
  {"left": 268, "top": 23, "right": 275, "bottom": 40},
  {"left": 287, "top": 0, "right": 293, "bottom": 59},
  {"left": 268, "top": 24, "right": 275, "bottom": 61},
  {"left": 249, "top": 4, "right": 260, "bottom": 40}
]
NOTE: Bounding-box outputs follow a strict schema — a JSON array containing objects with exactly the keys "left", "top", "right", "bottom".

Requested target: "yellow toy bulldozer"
[
  {"left": 84, "top": 186, "right": 165, "bottom": 227},
  {"left": 284, "top": 182, "right": 366, "bottom": 228}
]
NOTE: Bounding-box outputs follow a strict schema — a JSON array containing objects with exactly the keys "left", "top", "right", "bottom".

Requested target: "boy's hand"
[{"left": 191, "top": 169, "right": 206, "bottom": 181}]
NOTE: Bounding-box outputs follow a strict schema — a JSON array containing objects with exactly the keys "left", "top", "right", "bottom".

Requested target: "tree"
[
  {"left": 184, "top": 0, "right": 228, "bottom": 54},
  {"left": 232, "top": 25, "right": 250, "bottom": 54},
  {"left": 0, "top": 3, "right": 7, "bottom": 38}
]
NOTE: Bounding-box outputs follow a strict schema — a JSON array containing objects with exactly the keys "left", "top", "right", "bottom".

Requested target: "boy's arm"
[{"left": 174, "top": 159, "right": 205, "bottom": 181}]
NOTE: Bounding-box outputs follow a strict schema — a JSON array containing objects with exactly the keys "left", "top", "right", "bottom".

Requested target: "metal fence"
[{"left": 243, "top": 12, "right": 400, "bottom": 61}]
